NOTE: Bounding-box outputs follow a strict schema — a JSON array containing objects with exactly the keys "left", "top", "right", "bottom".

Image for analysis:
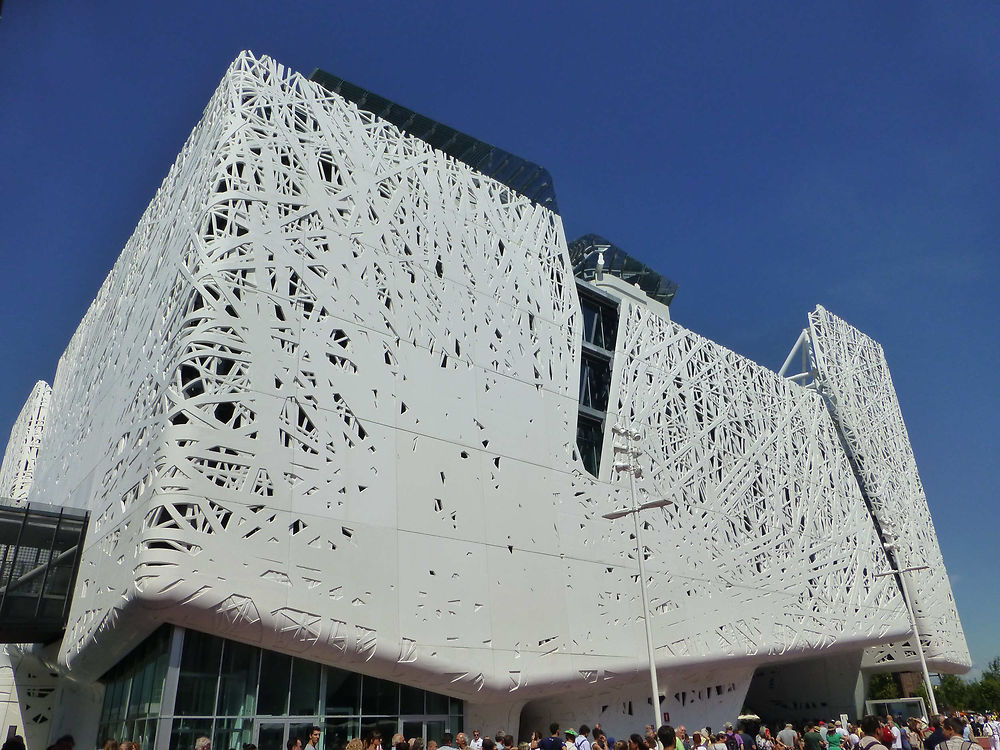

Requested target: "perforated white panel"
[
  {"left": 587, "top": 303, "right": 909, "bottom": 661},
  {"left": 24, "top": 52, "right": 928, "bottom": 707},
  {"left": 32, "top": 53, "right": 581, "bottom": 691},
  {"left": 0, "top": 381, "right": 51, "bottom": 503},
  {"left": 808, "top": 305, "right": 970, "bottom": 672}
]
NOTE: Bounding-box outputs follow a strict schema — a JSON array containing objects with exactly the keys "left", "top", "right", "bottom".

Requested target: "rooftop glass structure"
[
  {"left": 309, "top": 68, "right": 559, "bottom": 213},
  {"left": 568, "top": 233, "right": 679, "bottom": 306}
]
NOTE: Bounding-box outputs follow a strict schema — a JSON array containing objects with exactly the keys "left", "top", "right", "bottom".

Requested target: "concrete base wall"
[
  {"left": 519, "top": 665, "right": 755, "bottom": 740},
  {"left": 50, "top": 678, "right": 104, "bottom": 749},
  {"left": 743, "top": 651, "right": 865, "bottom": 723},
  {"left": 465, "top": 700, "right": 529, "bottom": 740},
  {"left": 0, "top": 647, "right": 60, "bottom": 750}
]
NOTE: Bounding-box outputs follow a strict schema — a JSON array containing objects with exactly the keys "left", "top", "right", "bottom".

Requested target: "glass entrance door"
[
  {"left": 256, "top": 720, "right": 319, "bottom": 749},
  {"left": 257, "top": 721, "right": 286, "bottom": 750},
  {"left": 397, "top": 717, "right": 453, "bottom": 745},
  {"left": 401, "top": 719, "right": 424, "bottom": 742}
]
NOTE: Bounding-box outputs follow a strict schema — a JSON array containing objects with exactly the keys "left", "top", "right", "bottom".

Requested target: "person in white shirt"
[
  {"left": 984, "top": 715, "right": 999, "bottom": 750},
  {"left": 846, "top": 726, "right": 860, "bottom": 749},
  {"left": 885, "top": 717, "right": 901, "bottom": 750}
]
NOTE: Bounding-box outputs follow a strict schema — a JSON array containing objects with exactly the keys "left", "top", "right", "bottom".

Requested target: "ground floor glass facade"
[{"left": 97, "top": 626, "right": 462, "bottom": 750}]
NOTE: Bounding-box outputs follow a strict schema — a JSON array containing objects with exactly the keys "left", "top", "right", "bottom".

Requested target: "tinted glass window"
[
  {"left": 361, "top": 675, "right": 398, "bottom": 715},
  {"left": 290, "top": 657, "right": 322, "bottom": 715},
  {"left": 324, "top": 666, "right": 360, "bottom": 715},
  {"left": 217, "top": 639, "right": 259, "bottom": 717},
  {"left": 577, "top": 416, "right": 604, "bottom": 477},
  {"left": 257, "top": 650, "right": 291, "bottom": 715},
  {"left": 175, "top": 630, "right": 222, "bottom": 716}
]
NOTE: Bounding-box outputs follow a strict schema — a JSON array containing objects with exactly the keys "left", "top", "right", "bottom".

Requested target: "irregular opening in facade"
[{"left": 575, "top": 282, "right": 620, "bottom": 476}]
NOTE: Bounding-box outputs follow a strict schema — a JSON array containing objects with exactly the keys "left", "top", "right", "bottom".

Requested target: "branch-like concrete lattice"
[
  {"left": 0, "top": 381, "right": 51, "bottom": 504},
  {"left": 11, "top": 52, "right": 965, "bottom": 726},
  {"left": 33, "top": 52, "right": 581, "bottom": 688},
  {"left": 599, "top": 303, "right": 907, "bottom": 660},
  {"left": 808, "top": 305, "right": 971, "bottom": 671}
]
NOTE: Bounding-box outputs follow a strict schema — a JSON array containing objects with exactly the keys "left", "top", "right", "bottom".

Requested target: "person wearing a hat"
[{"left": 803, "top": 723, "right": 825, "bottom": 750}]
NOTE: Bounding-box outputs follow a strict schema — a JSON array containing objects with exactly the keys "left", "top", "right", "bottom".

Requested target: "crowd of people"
[
  {"left": 411, "top": 714, "right": 998, "bottom": 750},
  {"left": 186, "top": 713, "right": 1000, "bottom": 750},
  {"left": 734, "top": 713, "right": 1000, "bottom": 750},
  {"left": 1, "top": 711, "right": 996, "bottom": 750}
]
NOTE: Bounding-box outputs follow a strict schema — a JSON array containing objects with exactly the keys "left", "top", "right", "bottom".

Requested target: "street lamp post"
[
  {"left": 603, "top": 424, "right": 673, "bottom": 732},
  {"left": 875, "top": 541, "right": 938, "bottom": 716}
]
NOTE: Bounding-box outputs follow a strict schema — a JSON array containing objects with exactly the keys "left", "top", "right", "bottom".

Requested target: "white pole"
[
  {"left": 778, "top": 329, "right": 807, "bottom": 378},
  {"left": 625, "top": 438, "right": 662, "bottom": 731},
  {"left": 897, "top": 567, "right": 939, "bottom": 715}
]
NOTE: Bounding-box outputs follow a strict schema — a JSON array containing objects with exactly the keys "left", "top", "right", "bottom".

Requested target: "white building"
[{"left": 0, "top": 52, "right": 968, "bottom": 750}]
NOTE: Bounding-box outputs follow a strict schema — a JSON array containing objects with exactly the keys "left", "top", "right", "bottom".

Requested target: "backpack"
[
  {"left": 899, "top": 729, "right": 910, "bottom": 750},
  {"left": 879, "top": 728, "right": 894, "bottom": 747},
  {"left": 725, "top": 736, "right": 741, "bottom": 750}
]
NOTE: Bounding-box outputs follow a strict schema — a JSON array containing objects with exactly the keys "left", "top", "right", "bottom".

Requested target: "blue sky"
[{"left": 1, "top": 2, "right": 996, "bottom": 678}]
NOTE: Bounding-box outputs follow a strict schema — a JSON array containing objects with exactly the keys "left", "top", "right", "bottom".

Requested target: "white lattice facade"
[
  {"left": 2, "top": 52, "right": 968, "bottom": 743},
  {"left": 807, "top": 306, "right": 971, "bottom": 672},
  {"left": 0, "top": 381, "right": 51, "bottom": 503},
  {"left": 603, "top": 303, "right": 906, "bottom": 657}
]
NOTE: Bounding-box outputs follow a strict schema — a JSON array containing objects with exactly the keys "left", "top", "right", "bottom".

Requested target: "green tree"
[
  {"left": 973, "top": 672, "right": 1000, "bottom": 712},
  {"left": 867, "top": 657, "right": 1000, "bottom": 713},
  {"left": 928, "top": 656, "right": 1000, "bottom": 712},
  {"left": 935, "top": 673, "right": 967, "bottom": 711},
  {"left": 870, "top": 673, "right": 901, "bottom": 700},
  {"left": 984, "top": 657, "right": 1000, "bottom": 681}
]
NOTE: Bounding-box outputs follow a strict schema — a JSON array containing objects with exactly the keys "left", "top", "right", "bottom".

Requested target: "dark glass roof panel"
[
  {"left": 309, "top": 68, "right": 559, "bottom": 213},
  {"left": 568, "top": 234, "right": 679, "bottom": 306}
]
